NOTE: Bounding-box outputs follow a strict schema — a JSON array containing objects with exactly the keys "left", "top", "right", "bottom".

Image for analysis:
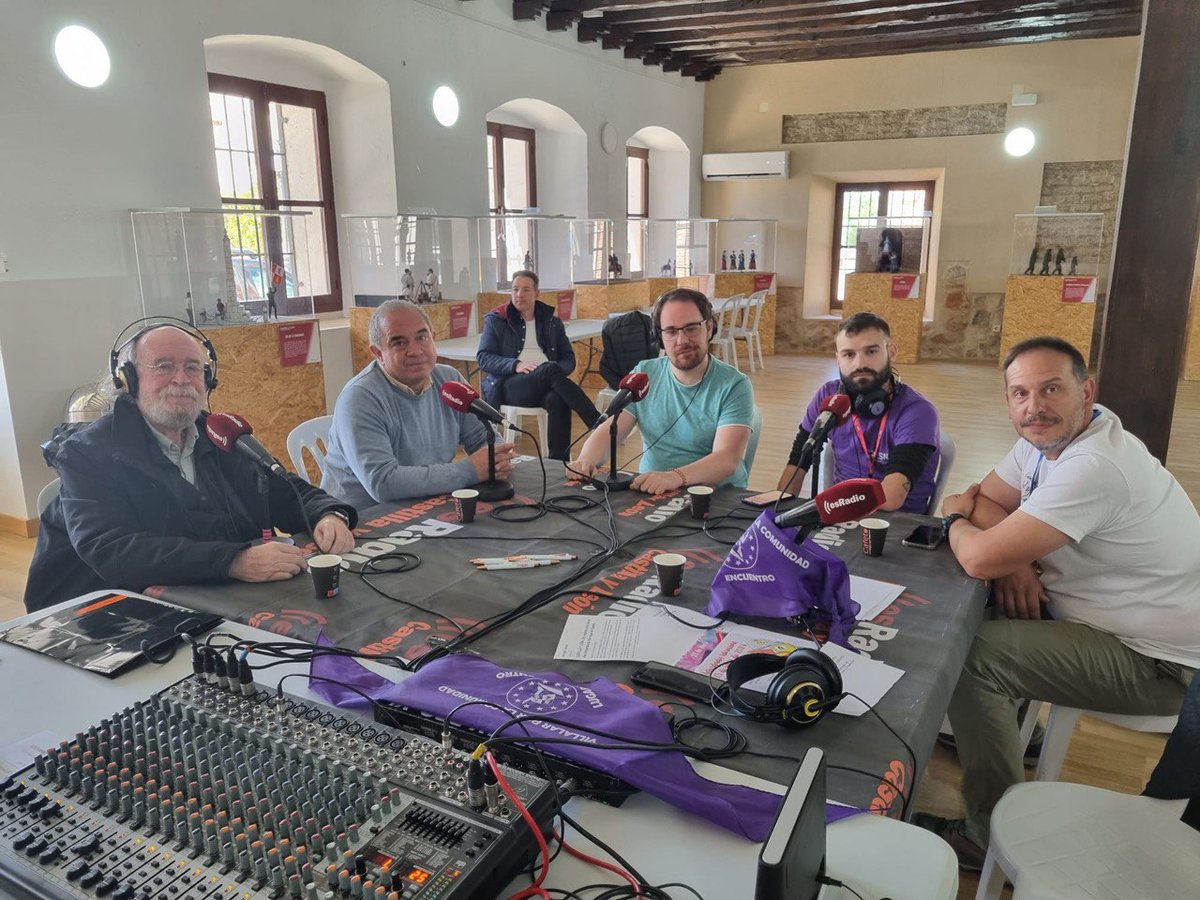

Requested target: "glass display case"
[
  {"left": 570, "top": 218, "right": 617, "bottom": 285},
  {"left": 647, "top": 218, "right": 716, "bottom": 277},
  {"left": 849, "top": 214, "right": 932, "bottom": 275},
  {"left": 477, "top": 215, "right": 573, "bottom": 290},
  {"left": 620, "top": 218, "right": 648, "bottom": 281},
  {"left": 1009, "top": 213, "right": 1105, "bottom": 280},
  {"left": 714, "top": 219, "right": 777, "bottom": 274},
  {"left": 343, "top": 215, "right": 479, "bottom": 306},
  {"left": 131, "top": 208, "right": 315, "bottom": 325}
]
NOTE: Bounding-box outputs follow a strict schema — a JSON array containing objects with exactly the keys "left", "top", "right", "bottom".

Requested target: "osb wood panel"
[
  {"left": 573, "top": 281, "right": 650, "bottom": 319},
  {"left": 208, "top": 323, "right": 326, "bottom": 465},
  {"left": 843, "top": 273, "right": 924, "bottom": 364},
  {"left": 998, "top": 276, "right": 1097, "bottom": 367},
  {"left": 715, "top": 273, "right": 777, "bottom": 356}
]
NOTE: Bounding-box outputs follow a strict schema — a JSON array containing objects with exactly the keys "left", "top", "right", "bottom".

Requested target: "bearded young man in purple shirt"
[{"left": 776, "top": 312, "right": 941, "bottom": 513}]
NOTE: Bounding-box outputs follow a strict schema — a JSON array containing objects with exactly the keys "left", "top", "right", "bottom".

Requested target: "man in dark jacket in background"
[
  {"left": 476, "top": 270, "right": 601, "bottom": 460},
  {"left": 24, "top": 323, "right": 356, "bottom": 612}
]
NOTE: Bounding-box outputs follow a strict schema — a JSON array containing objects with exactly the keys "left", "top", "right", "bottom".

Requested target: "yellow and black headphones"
[
  {"left": 109, "top": 317, "right": 219, "bottom": 398},
  {"left": 650, "top": 288, "right": 718, "bottom": 344},
  {"left": 722, "top": 648, "right": 844, "bottom": 728}
]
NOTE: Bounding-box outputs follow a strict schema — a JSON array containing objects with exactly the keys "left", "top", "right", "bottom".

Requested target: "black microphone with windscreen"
[
  {"left": 775, "top": 478, "right": 886, "bottom": 540},
  {"left": 439, "top": 381, "right": 515, "bottom": 502},
  {"left": 601, "top": 371, "right": 651, "bottom": 492},
  {"left": 205, "top": 413, "right": 287, "bottom": 476}
]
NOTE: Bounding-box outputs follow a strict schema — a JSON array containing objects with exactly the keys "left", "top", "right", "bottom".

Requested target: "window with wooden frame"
[
  {"left": 830, "top": 181, "right": 934, "bottom": 310},
  {"left": 208, "top": 72, "right": 341, "bottom": 314},
  {"left": 486, "top": 122, "right": 537, "bottom": 286},
  {"left": 626, "top": 146, "right": 649, "bottom": 275}
]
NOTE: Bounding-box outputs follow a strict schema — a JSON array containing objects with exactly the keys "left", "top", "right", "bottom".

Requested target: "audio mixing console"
[{"left": 0, "top": 674, "right": 554, "bottom": 900}]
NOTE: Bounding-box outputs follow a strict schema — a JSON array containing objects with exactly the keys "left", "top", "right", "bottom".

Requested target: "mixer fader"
[{"left": 0, "top": 674, "right": 554, "bottom": 900}]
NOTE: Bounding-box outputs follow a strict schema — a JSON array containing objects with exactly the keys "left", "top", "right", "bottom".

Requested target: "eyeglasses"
[
  {"left": 137, "top": 361, "right": 207, "bottom": 379},
  {"left": 659, "top": 321, "right": 707, "bottom": 341}
]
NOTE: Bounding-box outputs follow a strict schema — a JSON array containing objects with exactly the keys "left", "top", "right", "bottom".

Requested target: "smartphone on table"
[{"left": 901, "top": 524, "right": 944, "bottom": 551}]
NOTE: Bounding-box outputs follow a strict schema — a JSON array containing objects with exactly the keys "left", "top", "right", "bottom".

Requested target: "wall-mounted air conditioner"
[{"left": 701, "top": 151, "right": 789, "bottom": 181}]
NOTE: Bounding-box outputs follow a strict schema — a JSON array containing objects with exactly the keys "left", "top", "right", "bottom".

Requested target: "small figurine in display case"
[
  {"left": 400, "top": 268, "right": 415, "bottom": 299},
  {"left": 877, "top": 228, "right": 903, "bottom": 273},
  {"left": 215, "top": 297, "right": 226, "bottom": 321},
  {"left": 1053, "top": 248, "right": 1066, "bottom": 276},
  {"left": 417, "top": 268, "right": 439, "bottom": 303},
  {"left": 749, "top": 250, "right": 757, "bottom": 271},
  {"left": 608, "top": 253, "right": 623, "bottom": 279},
  {"left": 1039, "top": 248, "right": 1052, "bottom": 275},
  {"left": 721, "top": 251, "right": 728, "bottom": 271},
  {"left": 523, "top": 250, "right": 535, "bottom": 272},
  {"left": 1024, "top": 247, "right": 1038, "bottom": 275},
  {"left": 737, "top": 250, "right": 746, "bottom": 271},
  {"left": 1069, "top": 256, "right": 1079, "bottom": 276},
  {"left": 267, "top": 285, "right": 278, "bottom": 320},
  {"left": 660, "top": 259, "right": 674, "bottom": 276}
]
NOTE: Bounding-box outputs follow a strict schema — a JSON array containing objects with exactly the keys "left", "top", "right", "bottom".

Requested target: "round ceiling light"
[
  {"left": 1004, "top": 126, "right": 1035, "bottom": 157},
  {"left": 54, "top": 25, "right": 111, "bottom": 88},
  {"left": 432, "top": 86, "right": 459, "bottom": 127}
]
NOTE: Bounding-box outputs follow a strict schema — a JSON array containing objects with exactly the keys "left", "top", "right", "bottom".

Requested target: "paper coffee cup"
[
  {"left": 308, "top": 554, "right": 343, "bottom": 599},
  {"left": 653, "top": 552, "right": 687, "bottom": 597},
  {"left": 452, "top": 488, "right": 479, "bottom": 524},
  {"left": 687, "top": 485, "right": 714, "bottom": 520},
  {"left": 860, "top": 518, "right": 890, "bottom": 557}
]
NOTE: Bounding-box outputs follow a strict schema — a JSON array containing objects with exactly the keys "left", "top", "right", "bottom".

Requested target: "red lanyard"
[{"left": 851, "top": 412, "right": 889, "bottom": 477}]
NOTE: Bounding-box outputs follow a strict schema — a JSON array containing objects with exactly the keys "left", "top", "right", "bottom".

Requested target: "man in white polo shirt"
[{"left": 913, "top": 336, "right": 1200, "bottom": 869}]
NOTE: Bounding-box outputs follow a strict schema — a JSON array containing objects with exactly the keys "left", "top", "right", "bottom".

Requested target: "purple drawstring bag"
[{"left": 706, "top": 510, "right": 860, "bottom": 646}]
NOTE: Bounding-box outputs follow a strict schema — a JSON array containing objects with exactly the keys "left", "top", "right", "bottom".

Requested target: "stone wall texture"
[{"left": 782, "top": 103, "right": 1007, "bottom": 144}]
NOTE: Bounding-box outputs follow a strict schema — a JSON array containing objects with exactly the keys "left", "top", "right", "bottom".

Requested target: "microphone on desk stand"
[
  {"left": 205, "top": 413, "right": 287, "bottom": 476},
  {"left": 598, "top": 371, "right": 650, "bottom": 492},
  {"left": 439, "top": 381, "right": 516, "bottom": 502},
  {"left": 801, "top": 394, "right": 852, "bottom": 500},
  {"left": 775, "top": 477, "right": 886, "bottom": 543}
]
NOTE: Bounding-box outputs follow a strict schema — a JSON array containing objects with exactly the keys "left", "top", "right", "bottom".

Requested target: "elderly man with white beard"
[{"left": 24, "top": 322, "right": 356, "bottom": 611}]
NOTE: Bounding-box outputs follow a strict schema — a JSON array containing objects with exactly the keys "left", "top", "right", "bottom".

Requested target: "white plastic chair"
[
  {"left": 728, "top": 290, "right": 767, "bottom": 373},
  {"left": 711, "top": 294, "right": 744, "bottom": 370},
  {"left": 1018, "top": 700, "right": 1180, "bottom": 783},
  {"left": 286, "top": 415, "right": 334, "bottom": 485},
  {"left": 37, "top": 477, "right": 61, "bottom": 515},
  {"left": 976, "top": 782, "right": 1195, "bottom": 900},
  {"left": 500, "top": 405, "right": 549, "bottom": 455}
]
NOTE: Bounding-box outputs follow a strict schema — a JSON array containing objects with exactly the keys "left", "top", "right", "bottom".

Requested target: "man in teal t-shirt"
[{"left": 569, "top": 289, "right": 755, "bottom": 492}]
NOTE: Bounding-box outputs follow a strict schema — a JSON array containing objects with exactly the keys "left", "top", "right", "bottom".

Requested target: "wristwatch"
[
  {"left": 940, "top": 512, "right": 967, "bottom": 541},
  {"left": 328, "top": 509, "right": 352, "bottom": 527}
]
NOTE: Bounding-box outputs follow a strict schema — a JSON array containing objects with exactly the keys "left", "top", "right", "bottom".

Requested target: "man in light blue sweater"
[{"left": 321, "top": 301, "right": 515, "bottom": 511}]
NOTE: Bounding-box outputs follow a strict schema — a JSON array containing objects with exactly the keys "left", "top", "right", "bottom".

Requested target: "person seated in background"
[
  {"left": 912, "top": 336, "right": 1200, "bottom": 870},
  {"left": 476, "top": 270, "right": 601, "bottom": 460},
  {"left": 321, "top": 300, "right": 514, "bottom": 510},
  {"left": 776, "top": 312, "right": 940, "bottom": 512},
  {"left": 25, "top": 321, "right": 356, "bottom": 613},
  {"left": 568, "top": 288, "right": 754, "bottom": 493}
]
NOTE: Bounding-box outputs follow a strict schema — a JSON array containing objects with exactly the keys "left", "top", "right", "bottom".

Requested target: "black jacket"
[
  {"left": 24, "top": 395, "right": 356, "bottom": 612},
  {"left": 476, "top": 300, "right": 575, "bottom": 406}
]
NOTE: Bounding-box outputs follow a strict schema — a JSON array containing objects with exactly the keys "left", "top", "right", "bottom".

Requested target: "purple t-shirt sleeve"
[{"left": 889, "top": 393, "right": 940, "bottom": 447}]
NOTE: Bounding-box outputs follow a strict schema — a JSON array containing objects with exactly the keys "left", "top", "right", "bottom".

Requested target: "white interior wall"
[{"left": 0, "top": 0, "right": 704, "bottom": 522}]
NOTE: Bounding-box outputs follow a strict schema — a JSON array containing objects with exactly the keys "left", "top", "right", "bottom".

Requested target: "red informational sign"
[
  {"left": 278, "top": 322, "right": 316, "bottom": 367},
  {"left": 753, "top": 274, "right": 774, "bottom": 292},
  {"left": 449, "top": 302, "right": 472, "bottom": 338},
  {"left": 1061, "top": 277, "right": 1096, "bottom": 304},
  {"left": 557, "top": 290, "right": 576, "bottom": 320},
  {"left": 270, "top": 261, "right": 285, "bottom": 286},
  {"left": 890, "top": 274, "right": 920, "bottom": 299}
]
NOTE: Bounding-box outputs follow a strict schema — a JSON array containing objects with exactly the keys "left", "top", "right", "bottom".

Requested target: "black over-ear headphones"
[
  {"left": 110, "top": 317, "right": 219, "bottom": 398},
  {"left": 850, "top": 370, "right": 904, "bottom": 419},
  {"left": 723, "top": 648, "right": 844, "bottom": 727}
]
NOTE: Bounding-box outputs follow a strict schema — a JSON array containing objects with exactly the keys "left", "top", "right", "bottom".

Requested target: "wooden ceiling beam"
[
  {"left": 685, "top": 16, "right": 1139, "bottom": 64},
  {"left": 640, "top": 3, "right": 1134, "bottom": 48},
  {"left": 595, "top": 0, "right": 1049, "bottom": 27},
  {"left": 513, "top": 0, "right": 551, "bottom": 21},
  {"left": 600, "top": 0, "right": 1133, "bottom": 34}
]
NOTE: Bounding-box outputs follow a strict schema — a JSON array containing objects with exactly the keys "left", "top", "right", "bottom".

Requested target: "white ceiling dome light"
[
  {"left": 432, "top": 86, "right": 459, "bottom": 127},
  {"left": 54, "top": 25, "right": 111, "bottom": 88},
  {"left": 1004, "top": 127, "right": 1036, "bottom": 157}
]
